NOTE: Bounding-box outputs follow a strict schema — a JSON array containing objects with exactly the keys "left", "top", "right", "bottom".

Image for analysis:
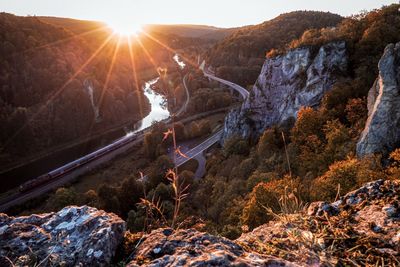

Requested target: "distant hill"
[
  {"left": 37, "top": 16, "right": 106, "bottom": 34},
  {"left": 205, "top": 11, "right": 343, "bottom": 86},
  {"left": 143, "top": 24, "right": 236, "bottom": 40},
  {"left": 38, "top": 17, "right": 233, "bottom": 41}
]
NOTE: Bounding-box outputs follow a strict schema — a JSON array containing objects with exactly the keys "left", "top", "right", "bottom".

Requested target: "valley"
[{"left": 0, "top": 2, "right": 400, "bottom": 266}]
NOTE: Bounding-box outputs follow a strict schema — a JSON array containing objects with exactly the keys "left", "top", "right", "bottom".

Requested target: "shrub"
[
  {"left": 386, "top": 149, "right": 400, "bottom": 179},
  {"left": 345, "top": 98, "right": 367, "bottom": 133},
  {"left": 47, "top": 187, "right": 77, "bottom": 211},
  {"left": 257, "top": 126, "right": 284, "bottom": 159},
  {"left": 126, "top": 209, "right": 146, "bottom": 232},
  {"left": 241, "top": 178, "right": 302, "bottom": 229},
  {"left": 310, "top": 157, "right": 384, "bottom": 201},
  {"left": 173, "top": 122, "right": 186, "bottom": 141},
  {"left": 98, "top": 183, "right": 120, "bottom": 213},
  {"left": 223, "top": 136, "right": 250, "bottom": 156},
  {"left": 291, "top": 107, "right": 326, "bottom": 145},
  {"left": 148, "top": 155, "right": 174, "bottom": 189},
  {"left": 82, "top": 190, "right": 99, "bottom": 207},
  {"left": 186, "top": 119, "right": 211, "bottom": 139},
  {"left": 143, "top": 122, "right": 167, "bottom": 159},
  {"left": 323, "top": 119, "right": 352, "bottom": 163},
  {"left": 229, "top": 157, "right": 258, "bottom": 181},
  {"left": 246, "top": 171, "right": 278, "bottom": 192}
]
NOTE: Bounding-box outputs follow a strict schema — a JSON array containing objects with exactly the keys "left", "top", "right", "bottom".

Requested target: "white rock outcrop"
[
  {"left": 0, "top": 206, "right": 125, "bottom": 266},
  {"left": 357, "top": 42, "right": 400, "bottom": 157},
  {"left": 223, "top": 41, "right": 347, "bottom": 139}
]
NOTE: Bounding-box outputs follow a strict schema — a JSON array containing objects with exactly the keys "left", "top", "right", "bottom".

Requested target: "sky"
[{"left": 0, "top": 0, "right": 398, "bottom": 28}]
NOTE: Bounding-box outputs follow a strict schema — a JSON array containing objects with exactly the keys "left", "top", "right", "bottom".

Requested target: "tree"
[
  {"left": 98, "top": 183, "right": 120, "bottom": 213},
  {"left": 148, "top": 155, "right": 174, "bottom": 189},
  {"left": 47, "top": 187, "right": 77, "bottom": 211},
  {"left": 311, "top": 157, "right": 383, "bottom": 201},
  {"left": 117, "top": 177, "right": 144, "bottom": 215},
  {"left": 82, "top": 190, "right": 99, "bottom": 207},
  {"left": 223, "top": 136, "right": 250, "bottom": 156}
]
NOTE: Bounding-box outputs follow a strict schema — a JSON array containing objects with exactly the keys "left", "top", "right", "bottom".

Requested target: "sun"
[{"left": 107, "top": 19, "right": 143, "bottom": 37}]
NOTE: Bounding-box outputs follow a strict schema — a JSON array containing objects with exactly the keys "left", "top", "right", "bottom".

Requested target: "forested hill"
[
  {"left": 37, "top": 16, "right": 106, "bottom": 34},
  {"left": 0, "top": 13, "right": 148, "bottom": 167},
  {"left": 204, "top": 11, "right": 343, "bottom": 87},
  {"left": 0, "top": 12, "right": 200, "bottom": 168}
]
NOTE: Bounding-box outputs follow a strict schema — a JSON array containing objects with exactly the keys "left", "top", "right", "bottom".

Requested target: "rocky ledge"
[
  {"left": 126, "top": 180, "right": 398, "bottom": 266},
  {"left": 0, "top": 180, "right": 398, "bottom": 266},
  {"left": 0, "top": 206, "right": 125, "bottom": 266},
  {"left": 127, "top": 228, "right": 296, "bottom": 267},
  {"left": 238, "top": 179, "right": 400, "bottom": 266}
]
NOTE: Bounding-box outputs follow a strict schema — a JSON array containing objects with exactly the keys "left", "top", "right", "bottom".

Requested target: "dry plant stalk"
[{"left": 139, "top": 71, "right": 190, "bottom": 231}]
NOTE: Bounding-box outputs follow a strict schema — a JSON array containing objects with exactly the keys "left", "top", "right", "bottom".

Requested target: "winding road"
[
  {"left": 172, "top": 63, "right": 249, "bottom": 175},
  {"left": 0, "top": 61, "right": 248, "bottom": 212},
  {"left": 200, "top": 60, "right": 249, "bottom": 99}
]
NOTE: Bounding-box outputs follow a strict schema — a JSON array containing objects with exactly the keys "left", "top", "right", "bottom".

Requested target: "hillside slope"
[
  {"left": 204, "top": 11, "right": 343, "bottom": 86},
  {"left": 0, "top": 13, "right": 187, "bottom": 168}
]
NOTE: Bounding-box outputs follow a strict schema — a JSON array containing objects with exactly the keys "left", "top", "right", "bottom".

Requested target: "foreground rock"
[
  {"left": 0, "top": 206, "right": 125, "bottom": 266},
  {"left": 128, "top": 228, "right": 297, "bottom": 266},
  {"left": 238, "top": 179, "right": 400, "bottom": 266},
  {"left": 357, "top": 42, "right": 400, "bottom": 157},
  {"left": 224, "top": 41, "right": 347, "bottom": 140}
]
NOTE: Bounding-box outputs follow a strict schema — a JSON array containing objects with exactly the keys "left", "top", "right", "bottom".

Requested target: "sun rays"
[
  {"left": 127, "top": 36, "right": 144, "bottom": 118},
  {"left": 2, "top": 33, "right": 114, "bottom": 150},
  {"left": 3, "top": 24, "right": 197, "bottom": 153}
]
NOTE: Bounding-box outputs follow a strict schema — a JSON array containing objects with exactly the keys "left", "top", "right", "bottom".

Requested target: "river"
[
  {"left": 0, "top": 62, "right": 175, "bottom": 193},
  {"left": 129, "top": 77, "right": 170, "bottom": 133},
  {"left": 173, "top": 54, "right": 186, "bottom": 69},
  {"left": 0, "top": 54, "right": 188, "bottom": 193}
]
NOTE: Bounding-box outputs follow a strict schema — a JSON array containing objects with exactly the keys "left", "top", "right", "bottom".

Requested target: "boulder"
[
  {"left": 0, "top": 206, "right": 125, "bottom": 266},
  {"left": 223, "top": 41, "right": 347, "bottom": 140},
  {"left": 357, "top": 42, "right": 400, "bottom": 157},
  {"left": 128, "top": 228, "right": 298, "bottom": 266}
]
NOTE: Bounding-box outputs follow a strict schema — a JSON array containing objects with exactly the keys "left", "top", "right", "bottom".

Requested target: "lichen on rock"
[
  {"left": 127, "top": 228, "right": 297, "bottom": 266},
  {"left": 0, "top": 206, "right": 125, "bottom": 266}
]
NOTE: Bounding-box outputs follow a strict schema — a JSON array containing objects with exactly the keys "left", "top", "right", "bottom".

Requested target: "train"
[
  {"left": 18, "top": 131, "right": 140, "bottom": 192},
  {"left": 17, "top": 112, "right": 175, "bottom": 193}
]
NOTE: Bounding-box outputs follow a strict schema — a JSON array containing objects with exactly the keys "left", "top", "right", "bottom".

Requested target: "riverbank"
[{"left": 0, "top": 69, "right": 170, "bottom": 194}]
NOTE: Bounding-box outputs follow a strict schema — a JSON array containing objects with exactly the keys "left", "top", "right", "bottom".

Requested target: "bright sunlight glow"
[{"left": 107, "top": 19, "right": 143, "bottom": 36}]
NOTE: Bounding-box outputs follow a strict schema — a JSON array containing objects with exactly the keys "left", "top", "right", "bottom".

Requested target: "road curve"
[
  {"left": 202, "top": 67, "right": 249, "bottom": 100},
  {"left": 174, "top": 129, "right": 223, "bottom": 167},
  {"left": 175, "top": 73, "right": 190, "bottom": 117}
]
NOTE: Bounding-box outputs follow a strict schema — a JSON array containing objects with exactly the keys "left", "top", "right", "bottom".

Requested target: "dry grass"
[{"left": 242, "top": 194, "right": 399, "bottom": 266}]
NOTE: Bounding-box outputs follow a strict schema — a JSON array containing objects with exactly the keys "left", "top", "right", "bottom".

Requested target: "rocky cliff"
[
  {"left": 0, "top": 180, "right": 398, "bottom": 266},
  {"left": 357, "top": 42, "right": 400, "bottom": 157},
  {"left": 223, "top": 41, "right": 347, "bottom": 140}
]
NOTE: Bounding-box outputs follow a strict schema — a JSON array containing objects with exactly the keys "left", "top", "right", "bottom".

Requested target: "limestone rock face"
[
  {"left": 127, "top": 228, "right": 298, "bottom": 267},
  {"left": 223, "top": 41, "right": 347, "bottom": 140},
  {"left": 0, "top": 206, "right": 125, "bottom": 266},
  {"left": 357, "top": 42, "right": 400, "bottom": 157}
]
